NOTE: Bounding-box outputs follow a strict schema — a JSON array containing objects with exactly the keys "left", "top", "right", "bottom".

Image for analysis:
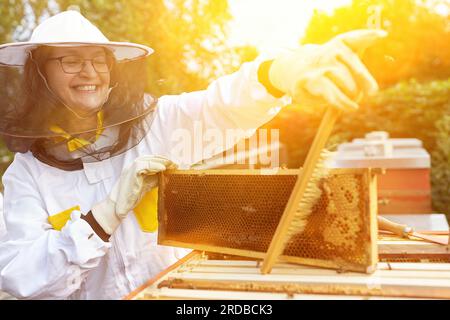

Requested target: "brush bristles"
[{"left": 282, "top": 149, "right": 332, "bottom": 247}]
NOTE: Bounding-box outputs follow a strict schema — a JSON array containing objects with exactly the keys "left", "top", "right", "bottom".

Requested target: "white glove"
[
  {"left": 92, "top": 155, "right": 176, "bottom": 235},
  {"left": 269, "top": 29, "right": 387, "bottom": 111}
]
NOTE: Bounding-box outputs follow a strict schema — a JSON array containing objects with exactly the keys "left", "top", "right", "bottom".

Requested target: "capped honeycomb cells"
[
  {"left": 284, "top": 174, "right": 368, "bottom": 265},
  {"left": 159, "top": 169, "right": 374, "bottom": 271},
  {"left": 161, "top": 174, "right": 293, "bottom": 251}
]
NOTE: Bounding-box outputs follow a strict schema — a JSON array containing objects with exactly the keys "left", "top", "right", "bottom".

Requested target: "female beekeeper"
[{"left": 0, "top": 10, "right": 385, "bottom": 299}]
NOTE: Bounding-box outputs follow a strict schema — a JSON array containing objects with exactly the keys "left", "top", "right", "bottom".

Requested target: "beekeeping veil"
[{"left": 0, "top": 10, "right": 156, "bottom": 171}]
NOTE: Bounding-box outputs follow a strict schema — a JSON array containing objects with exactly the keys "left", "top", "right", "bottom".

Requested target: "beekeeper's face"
[{"left": 44, "top": 46, "right": 111, "bottom": 117}]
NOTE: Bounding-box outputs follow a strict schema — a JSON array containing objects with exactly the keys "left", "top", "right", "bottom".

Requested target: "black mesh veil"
[{"left": 0, "top": 46, "right": 157, "bottom": 171}]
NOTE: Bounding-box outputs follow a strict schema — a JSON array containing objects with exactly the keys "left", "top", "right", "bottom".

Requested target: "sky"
[{"left": 227, "top": 0, "right": 352, "bottom": 50}]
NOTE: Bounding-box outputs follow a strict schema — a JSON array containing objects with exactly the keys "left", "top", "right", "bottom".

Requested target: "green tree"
[
  {"left": 0, "top": 1, "right": 25, "bottom": 43},
  {"left": 302, "top": 0, "right": 450, "bottom": 87}
]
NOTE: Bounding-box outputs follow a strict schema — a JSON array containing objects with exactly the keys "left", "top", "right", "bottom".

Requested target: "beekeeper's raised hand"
[
  {"left": 269, "top": 29, "right": 387, "bottom": 111},
  {"left": 91, "top": 155, "right": 176, "bottom": 235}
]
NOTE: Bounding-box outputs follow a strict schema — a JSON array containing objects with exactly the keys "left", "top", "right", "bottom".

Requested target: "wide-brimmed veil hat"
[
  {"left": 0, "top": 10, "right": 153, "bottom": 66},
  {"left": 0, "top": 10, "right": 157, "bottom": 171}
]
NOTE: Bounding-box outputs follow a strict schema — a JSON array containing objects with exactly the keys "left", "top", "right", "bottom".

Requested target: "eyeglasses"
[{"left": 47, "top": 55, "right": 114, "bottom": 74}]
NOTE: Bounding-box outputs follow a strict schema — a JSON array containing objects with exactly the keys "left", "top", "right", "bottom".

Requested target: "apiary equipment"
[
  {"left": 125, "top": 250, "right": 450, "bottom": 300},
  {"left": 328, "top": 131, "right": 432, "bottom": 214},
  {"left": 157, "top": 168, "right": 379, "bottom": 274}
]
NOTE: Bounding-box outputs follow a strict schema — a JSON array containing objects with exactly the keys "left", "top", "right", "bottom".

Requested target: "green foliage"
[
  {"left": 303, "top": 0, "right": 450, "bottom": 87},
  {"left": 264, "top": 78, "right": 450, "bottom": 216},
  {"left": 431, "top": 105, "right": 450, "bottom": 216},
  {"left": 0, "top": 1, "right": 24, "bottom": 43}
]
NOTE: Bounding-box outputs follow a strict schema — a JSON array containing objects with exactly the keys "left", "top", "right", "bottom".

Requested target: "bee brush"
[{"left": 260, "top": 106, "right": 341, "bottom": 274}]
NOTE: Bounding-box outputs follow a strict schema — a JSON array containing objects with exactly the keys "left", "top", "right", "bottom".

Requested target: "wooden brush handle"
[
  {"left": 261, "top": 107, "right": 342, "bottom": 274},
  {"left": 378, "top": 216, "right": 412, "bottom": 237}
]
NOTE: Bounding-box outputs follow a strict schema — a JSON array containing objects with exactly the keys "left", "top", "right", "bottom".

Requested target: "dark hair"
[
  {"left": 22, "top": 46, "right": 61, "bottom": 133},
  {"left": 0, "top": 47, "right": 54, "bottom": 152}
]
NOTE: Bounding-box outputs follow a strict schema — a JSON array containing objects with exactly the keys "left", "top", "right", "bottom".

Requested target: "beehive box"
[
  {"left": 329, "top": 131, "right": 432, "bottom": 214},
  {"left": 158, "top": 168, "right": 378, "bottom": 273}
]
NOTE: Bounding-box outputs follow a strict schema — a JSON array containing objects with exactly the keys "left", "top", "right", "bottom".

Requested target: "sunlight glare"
[{"left": 228, "top": 0, "right": 352, "bottom": 51}]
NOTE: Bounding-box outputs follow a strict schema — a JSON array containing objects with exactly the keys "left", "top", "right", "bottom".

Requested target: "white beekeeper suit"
[{"left": 0, "top": 193, "right": 5, "bottom": 239}]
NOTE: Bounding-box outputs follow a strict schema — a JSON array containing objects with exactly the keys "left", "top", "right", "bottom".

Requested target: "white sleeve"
[
  {"left": 145, "top": 59, "right": 290, "bottom": 167},
  {"left": 0, "top": 160, "right": 111, "bottom": 299}
]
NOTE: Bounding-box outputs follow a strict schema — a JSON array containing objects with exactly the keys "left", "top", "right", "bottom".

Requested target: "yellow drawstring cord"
[{"left": 49, "top": 111, "right": 104, "bottom": 152}]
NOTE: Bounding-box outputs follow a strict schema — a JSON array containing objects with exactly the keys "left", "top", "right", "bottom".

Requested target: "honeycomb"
[
  {"left": 158, "top": 169, "right": 376, "bottom": 272},
  {"left": 283, "top": 173, "right": 371, "bottom": 267}
]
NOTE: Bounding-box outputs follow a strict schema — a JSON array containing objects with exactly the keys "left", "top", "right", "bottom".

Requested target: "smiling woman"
[
  {"left": 42, "top": 46, "right": 112, "bottom": 119},
  {"left": 0, "top": 10, "right": 158, "bottom": 168}
]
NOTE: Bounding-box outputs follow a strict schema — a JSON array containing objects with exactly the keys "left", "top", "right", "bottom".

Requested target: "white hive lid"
[{"left": 329, "top": 131, "right": 431, "bottom": 169}]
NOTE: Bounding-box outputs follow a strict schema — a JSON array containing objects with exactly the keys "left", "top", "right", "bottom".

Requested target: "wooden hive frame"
[
  {"left": 158, "top": 168, "right": 379, "bottom": 273},
  {"left": 126, "top": 251, "right": 450, "bottom": 300}
]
